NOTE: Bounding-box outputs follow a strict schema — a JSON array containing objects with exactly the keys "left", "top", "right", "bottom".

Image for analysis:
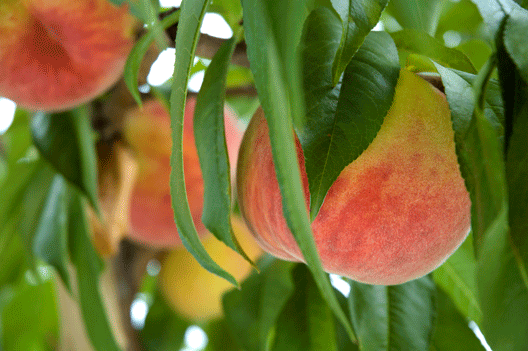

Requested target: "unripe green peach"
[
  {"left": 123, "top": 98, "right": 243, "bottom": 248},
  {"left": 0, "top": 0, "right": 135, "bottom": 111},
  {"left": 237, "top": 69, "right": 471, "bottom": 285}
]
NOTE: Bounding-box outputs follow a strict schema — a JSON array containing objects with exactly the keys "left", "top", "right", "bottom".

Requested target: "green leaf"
[
  {"left": 333, "top": 287, "right": 360, "bottom": 351},
  {"left": 242, "top": 0, "right": 356, "bottom": 341},
  {"left": 433, "top": 234, "right": 482, "bottom": 323},
  {"left": 271, "top": 265, "right": 338, "bottom": 351},
  {"left": 503, "top": 5, "right": 528, "bottom": 83},
  {"left": 169, "top": 0, "right": 238, "bottom": 287},
  {"left": 0, "top": 158, "right": 6, "bottom": 186},
  {"left": 435, "top": 0, "right": 483, "bottom": 38},
  {"left": 68, "top": 193, "right": 121, "bottom": 351},
  {"left": 477, "top": 207, "right": 528, "bottom": 351},
  {"left": 347, "top": 276, "right": 436, "bottom": 351},
  {"left": 470, "top": 0, "right": 505, "bottom": 37},
  {"left": 440, "top": 45, "right": 528, "bottom": 351},
  {"left": 502, "top": 38, "right": 528, "bottom": 288},
  {"left": 390, "top": 29, "right": 477, "bottom": 73},
  {"left": 434, "top": 63, "right": 506, "bottom": 254},
  {"left": 299, "top": 8, "right": 400, "bottom": 219},
  {"left": 0, "top": 233, "right": 25, "bottom": 288},
  {"left": 430, "top": 289, "right": 486, "bottom": 351},
  {"left": 386, "top": 0, "right": 446, "bottom": 36},
  {"left": 223, "top": 259, "right": 296, "bottom": 351},
  {"left": 1, "top": 108, "right": 32, "bottom": 166},
  {"left": 226, "top": 65, "right": 254, "bottom": 89},
  {"left": 195, "top": 33, "right": 251, "bottom": 262},
  {"left": 0, "top": 160, "right": 56, "bottom": 256},
  {"left": 137, "top": 0, "right": 167, "bottom": 50},
  {"left": 32, "top": 175, "right": 71, "bottom": 291},
  {"left": 225, "top": 95, "right": 260, "bottom": 124},
  {"left": 496, "top": 19, "right": 528, "bottom": 349},
  {"left": 1, "top": 280, "right": 59, "bottom": 351},
  {"left": 140, "top": 290, "right": 189, "bottom": 351},
  {"left": 456, "top": 40, "right": 493, "bottom": 72},
  {"left": 209, "top": 0, "right": 243, "bottom": 28},
  {"left": 202, "top": 318, "right": 241, "bottom": 351},
  {"left": 31, "top": 107, "right": 99, "bottom": 213},
  {"left": 124, "top": 9, "right": 180, "bottom": 106},
  {"left": 242, "top": 0, "right": 310, "bottom": 129},
  {"left": 330, "top": 0, "right": 388, "bottom": 84},
  {"left": 453, "top": 70, "right": 504, "bottom": 133},
  {"left": 0, "top": 158, "right": 43, "bottom": 229},
  {"left": 108, "top": 0, "right": 156, "bottom": 23}
]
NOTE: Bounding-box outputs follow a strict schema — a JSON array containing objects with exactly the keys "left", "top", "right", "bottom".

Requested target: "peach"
[
  {"left": 0, "top": 0, "right": 135, "bottom": 111},
  {"left": 236, "top": 69, "right": 471, "bottom": 285},
  {"left": 159, "top": 216, "right": 262, "bottom": 321},
  {"left": 123, "top": 98, "right": 243, "bottom": 248}
]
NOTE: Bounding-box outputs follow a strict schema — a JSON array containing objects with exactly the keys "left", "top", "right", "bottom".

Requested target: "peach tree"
[{"left": 0, "top": 0, "right": 526, "bottom": 350}]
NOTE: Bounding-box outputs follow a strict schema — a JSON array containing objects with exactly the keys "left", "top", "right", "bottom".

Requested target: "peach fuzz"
[
  {"left": 123, "top": 98, "right": 243, "bottom": 248},
  {"left": 237, "top": 69, "right": 471, "bottom": 285},
  {"left": 159, "top": 216, "right": 262, "bottom": 321},
  {"left": 0, "top": 0, "right": 135, "bottom": 111}
]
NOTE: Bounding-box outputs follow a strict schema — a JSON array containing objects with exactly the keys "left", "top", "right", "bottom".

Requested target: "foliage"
[{"left": 1, "top": 0, "right": 527, "bottom": 350}]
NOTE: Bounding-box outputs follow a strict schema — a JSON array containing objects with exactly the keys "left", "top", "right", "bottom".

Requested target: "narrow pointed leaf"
[
  {"left": 433, "top": 234, "right": 482, "bottom": 323},
  {"left": 331, "top": 0, "right": 388, "bottom": 84},
  {"left": 430, "top": 289, "right": 486, "bottom": 351},
  {"left": 347, "top": 276, "right": 436, "bottom": 351},
  {"left": 503, "top": 5, "right": 528, "bottom": 83},
  {"left": 390, "top": 29, "right": 476, "bottom": 73},
  {"left": 169, "top": 0, "right": 237, "bottom": 287},
  {"left": 223, "top": 259, "right": 296, "bottom": 351},
  {"left": 469, "top": 0, "right": 505, "bottom": 38},
  {"left": 33, "top": 175, "right": 71, "bottom": 291},
  {"left": 1, "top": 280, "right": 59, "bottom": 351},
  {"left": 434, "top": 63, "right": 506, "bottom": 254},
  {"left": 242, "top": 0, "right": 356, "bottom": 341},
  {"left": 124, "top": 9, "right": 180, "bottom": 106},
  {"left": 1, "top": 108, "right": 32, "bottom": 166},
  {"left": 272, "top": 265, "right": 338, "bottom": 351},
  {"left": 194, "top": 33, "right": 252, "bottom": 262},
  {"left": 439, "top": 51, "right": 528, "bottom": 351},
  {"left": 0, "top": 159, "right": 56, "bottom": 252},
  {"left": 477, "top": 208, "right": 528, "bottom": 351},
  {"left": 69, "top": 193, "right": 121, "bottom": 351},
  {"left": 387, "top": 0, "right": 445, "bottom": 35},
  {"left": 0, "top": 231, "right": 25, "bottom": 288},
  {"left": 299, "top": 8, "right": 399, "bottom": 219},
  {"left": 0, "top": 159, "right": 42, "bottom": 228},
  {"left": 108, "top": 0, "right": 152, "bottom": 22},
  {"left": 502, "top": 34, "right": 528, "bottom": 286},
  {"left": 31, "top": 107, "right": 99, "bottom": 213},
  {"left": 435, "top": 0, "right": 483, "bottom": 39},
  {"left": 476, "top": 25, "right": 528, "bottom": 351}
]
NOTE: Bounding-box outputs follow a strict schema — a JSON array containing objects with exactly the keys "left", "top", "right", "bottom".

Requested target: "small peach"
[
  {"left": 123, "top": 98, "right": 243, "bottom": 248},
  {"left": 159, "top": 216, "right": 262, "bottom": 321}
]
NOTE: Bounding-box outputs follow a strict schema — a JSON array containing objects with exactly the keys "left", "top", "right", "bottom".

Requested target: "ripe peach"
[
  {"left": 237, "top": 69, "right": 471, "bottom": 285},
  {"left": 0, "top": 0, "right": 135, "bottom": 111},
  {"left": 123, "top": 98, "right": 243, "bottom": 248},
  {"left": 159, "top": 216, "right": 262, "bottom": 321}
]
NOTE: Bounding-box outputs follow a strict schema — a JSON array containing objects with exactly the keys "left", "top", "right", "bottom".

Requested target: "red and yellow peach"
[
  {"left": 123, "top": 98, "right": 243, "bottom": 248},
  {"left": 236, "top": 69, "right": 471, "bottom": 285},
  {"left": 0, "top": 0, "right": 135, "bottom": 111}
]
